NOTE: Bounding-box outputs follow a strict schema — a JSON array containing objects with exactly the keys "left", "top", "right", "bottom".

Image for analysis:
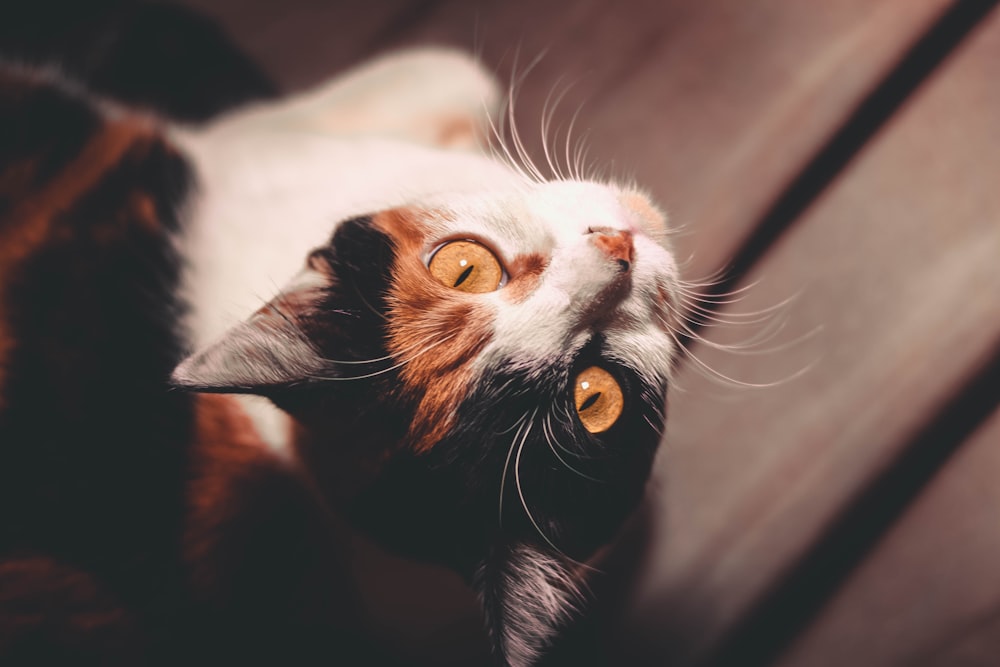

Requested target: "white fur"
[
  {"left": 421, "top": 181, "right": 680, "bottom": 386},
  {"left": 172, "top": 47, "right": 679, "bottom": 666},
  {"left": 174, "top": 48, "right": 678, "bottom": 453},
  {"left": 172, "top": 49, "right": 514, "bottom": 451},
  {"left": 478, "top": 544, "right": 584, "bottom": 667}
]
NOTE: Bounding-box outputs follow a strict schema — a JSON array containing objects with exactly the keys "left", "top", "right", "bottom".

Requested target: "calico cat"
[{"left": 0, "top": 48, "right": 678, "bottom": 666}]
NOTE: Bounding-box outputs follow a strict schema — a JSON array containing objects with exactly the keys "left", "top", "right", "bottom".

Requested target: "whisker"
[
  {"left": 565, "top": 101, "right": 588, "bottom": 182},
  {"left": 677, "top": 299, "right": 784, "bottom": 326},
  {"left": 667, "top": 326, "right": 815, "bottom": 389},
  {"left": 485, "top": 108, "right": 534, "bottom": 185},
  {"left": 496, "top": 47, "right": 547, "bottom": 184},
  {"left": 643, "top": 414, "right": 663, "bottom": 437},
  {"left": 543, "top": 413, "right": 604, "bottom": 481},
  {"left": 540, "top": 76, "right": 575, "bottom": 181},
  {"left": 660, "top": 305, "right": 804, "bottom": 355},
  {"left": 507, "top": 84, "right": 545, "bottom": 183},
  {"left": 306, "top": 359, "right": 408, "bottom": 382},
  {"left": 347, "top": 285, "right": 389, "bottom": 323},
  {"left": 676, "top": 290, "right": 757, "bottom": 308},
  {"left": 498, "top": 411, "right": 532, "bottom": 527},
  {"left": 514, "top": 417, "right": 600, "bottom": 573},
  {"left": 308, "top": 332, "right": 458, "bottom": 382}
]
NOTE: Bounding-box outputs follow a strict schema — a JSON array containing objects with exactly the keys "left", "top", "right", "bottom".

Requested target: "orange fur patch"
[
  {"left": 619, "top": 191, "right": 667, "bottom": 231},
  {"left": 0, "top": 555, "right": 137, "bottom": 651},
  {"left": 306, "top": 248, "right": 337, "bottom": 278},
  {"left": 183, "top": 394, "right": 270, "bottom": 589},
  {"left": 373, "top": 208, "right": 496, "bottom": 453},
  {"left": 433, "top": 114, "right": 479, "bottom": 148},
  {"left": 503, "top": 252, "right": 548, "bottom": 303}
]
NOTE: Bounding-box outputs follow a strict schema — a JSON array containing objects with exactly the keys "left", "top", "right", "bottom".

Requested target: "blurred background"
[{"left": 2, "top": 1, "right": 998, "bottom": 664}]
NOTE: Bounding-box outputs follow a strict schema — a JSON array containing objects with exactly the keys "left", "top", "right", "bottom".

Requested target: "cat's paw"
[{"left": 251, "top": 47, "right": 502, "bottom": 150}]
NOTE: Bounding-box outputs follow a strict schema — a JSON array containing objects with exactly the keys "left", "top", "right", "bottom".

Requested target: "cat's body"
[
  {"left": 0, "top": 59, "right": 376, "bottom": 666},
  {"left": 0, "top": 49, "right": 678, "bottom": 666}
]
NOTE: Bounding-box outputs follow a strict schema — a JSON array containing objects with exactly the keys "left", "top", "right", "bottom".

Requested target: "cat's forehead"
[{"left": 420, "top": 181, "right": 665, "bottom": 255}]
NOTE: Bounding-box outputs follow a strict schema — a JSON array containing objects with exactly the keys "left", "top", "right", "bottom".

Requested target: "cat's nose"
[{"left": 587, "top": 227, "right": 634, "bottom": 272}]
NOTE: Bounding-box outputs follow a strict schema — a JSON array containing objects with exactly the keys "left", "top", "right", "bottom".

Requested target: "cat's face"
[{"left": 173, "top": 179, "right": 678, "bottom": 666}]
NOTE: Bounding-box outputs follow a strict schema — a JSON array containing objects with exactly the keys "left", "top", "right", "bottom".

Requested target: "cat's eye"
[
  {"left": 573, "top": 366, "right": 624, "bottom": 434},
  {"left": 428, "top": 240, "right": 504, "bottom": 293}
]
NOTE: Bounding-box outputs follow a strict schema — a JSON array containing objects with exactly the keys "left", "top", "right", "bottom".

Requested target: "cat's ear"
[
  {"left": 474, "top": 541, "right": 586, "bottom": 667},
  {"left": 171, "top": 267, "right": 330, "bottom": 393}
]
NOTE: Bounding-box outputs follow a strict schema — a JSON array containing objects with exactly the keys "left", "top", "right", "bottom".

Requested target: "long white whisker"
[
  {"left": 308, "top": 332, "right": 458, "bottom": 382},
  {"left": 676, "top": 279, "right": 762, "bottom": 299},
  {"left": 669, "top": 327, "right": 815, "bottom": 389},
  {"left": 660, "top": 303, "right": 803, "bottom": 355},
  {"left": 564, "top": 98, "right": 589, "bottom": 181},
  {"left": 514, "top": 416, "right": 600, "bottom": 573},
  {"left": 543, "top": 413, "right": 604, "bottom": 481},
  {"left": 485, "top": 105, "right": 534, "bottom": 183},
  {"left": 540, "top": 77, "right": 574, "bottom": 181},
  {"left": 508, "top": 84, "right": 545, "bottom": 183},
  {"left": 306, "top": 359, "right": 410, "bottom": 382},
  {"left": 643, "top": 414, "right": 664, "bottom": 437},
  {"left": 498, "top": 411, "right": 531, "bottom": 526},
  {"left": 677, "top": 300, "right": 783, "bottom": 326},
  {"left": 502, "top": 48, "right": 547, "bottom": 183}
]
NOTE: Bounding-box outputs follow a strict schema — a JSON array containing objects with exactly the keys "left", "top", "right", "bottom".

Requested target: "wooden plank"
[
  {"left": 384, "top": 0, "right": 959, "bottom": 282},
  {"left": 613, "top": 10, "right": 1000, "bottom": 665},
  {"left": 175, "top": 0, "right": 423, "bottom": 88},
  {"left": 774, "top": 406, "right": 1000, "bottom": 667},
  {"left": 184, "top": 0, "right": 953, "bottom": 281}
]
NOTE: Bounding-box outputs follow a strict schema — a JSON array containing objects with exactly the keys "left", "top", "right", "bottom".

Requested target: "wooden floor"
[
  {"left": 177, "top": 1, "right": 1000, "bottom": 665},
  {"left": 38, "top": 0, "right": 1000, "bottom": 664}
]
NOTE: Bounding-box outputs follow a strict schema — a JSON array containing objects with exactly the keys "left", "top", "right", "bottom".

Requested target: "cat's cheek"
[
  {"left": 388, "top": 295, "right": 496, "bottom": 453},
  {"left": 366, "top": 208, "right": 500, "bottom": 454}
]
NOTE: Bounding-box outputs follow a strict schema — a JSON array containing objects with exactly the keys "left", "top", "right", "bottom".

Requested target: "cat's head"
[{"left": 173, "top": 179, "right": 679, "bottom": 666}]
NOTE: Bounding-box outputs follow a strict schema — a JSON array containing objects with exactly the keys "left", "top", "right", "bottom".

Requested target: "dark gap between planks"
[{"left": 682, "top": 2, "right": 1000, "bottom": 665}]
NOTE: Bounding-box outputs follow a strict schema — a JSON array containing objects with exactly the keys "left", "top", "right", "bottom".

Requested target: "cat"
[{"left": 0, "top": 48, "right": 679, "bottom": 666}]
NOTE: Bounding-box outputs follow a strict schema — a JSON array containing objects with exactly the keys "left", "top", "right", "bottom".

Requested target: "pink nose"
[{"left": 588, "top": 227, "right": 634, "bottom": 271}]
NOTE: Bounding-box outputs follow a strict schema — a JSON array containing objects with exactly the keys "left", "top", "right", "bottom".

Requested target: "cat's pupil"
[
  {"left": 579, "top": 392, "right": 601, "bottom": 412},
  {"left": 453, "top": 264, "right": 475, "bottom": 287}
]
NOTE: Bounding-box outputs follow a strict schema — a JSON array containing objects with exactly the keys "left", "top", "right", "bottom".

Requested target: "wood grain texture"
[
  {"left": 619, "top": 9, "right": 1000, "bottom": 665},
  {"left": 182, "top": 0, "right": 952, "bottom": 281},
  {"left": 774, "top": 406, "right": 1000, "bottom": 666}
]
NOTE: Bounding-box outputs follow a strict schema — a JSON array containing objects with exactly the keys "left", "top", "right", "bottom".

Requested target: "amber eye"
[
  {"left": 573, "top": 366, "right": 624, "bottom": 434},
  {"left": 428, "top": 240, "right": 504, "bottom": 293}
]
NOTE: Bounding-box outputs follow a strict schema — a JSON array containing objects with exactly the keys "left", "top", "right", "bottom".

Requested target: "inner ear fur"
[
  {"left": 172, "top": 214, "right": 398, "bottom": 395},
  {"left": 171, "top": 267, "right": 330, "bottom": 393}
]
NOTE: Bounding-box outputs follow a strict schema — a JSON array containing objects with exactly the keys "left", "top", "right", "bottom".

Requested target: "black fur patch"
[
  {"left": 0, "top": 69, "right": 196, "bottom": 658},
  {"left": 301, "top": 216, "right": 398, "bottom": 374},
  {"left": 0, "top": 69, "right": 385, "bottom": 666},
  {"left": 0, "top": 71, "right": 101, "bottom": 216},
  {"left": 350, "top": 335, "right": 666, "bottom": 575},
  {"left": 0, "top": 0, "right": 276, "bottom": 121},
  {"left": 268, "top": 217, "right": 421, "bottom": 505}
]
